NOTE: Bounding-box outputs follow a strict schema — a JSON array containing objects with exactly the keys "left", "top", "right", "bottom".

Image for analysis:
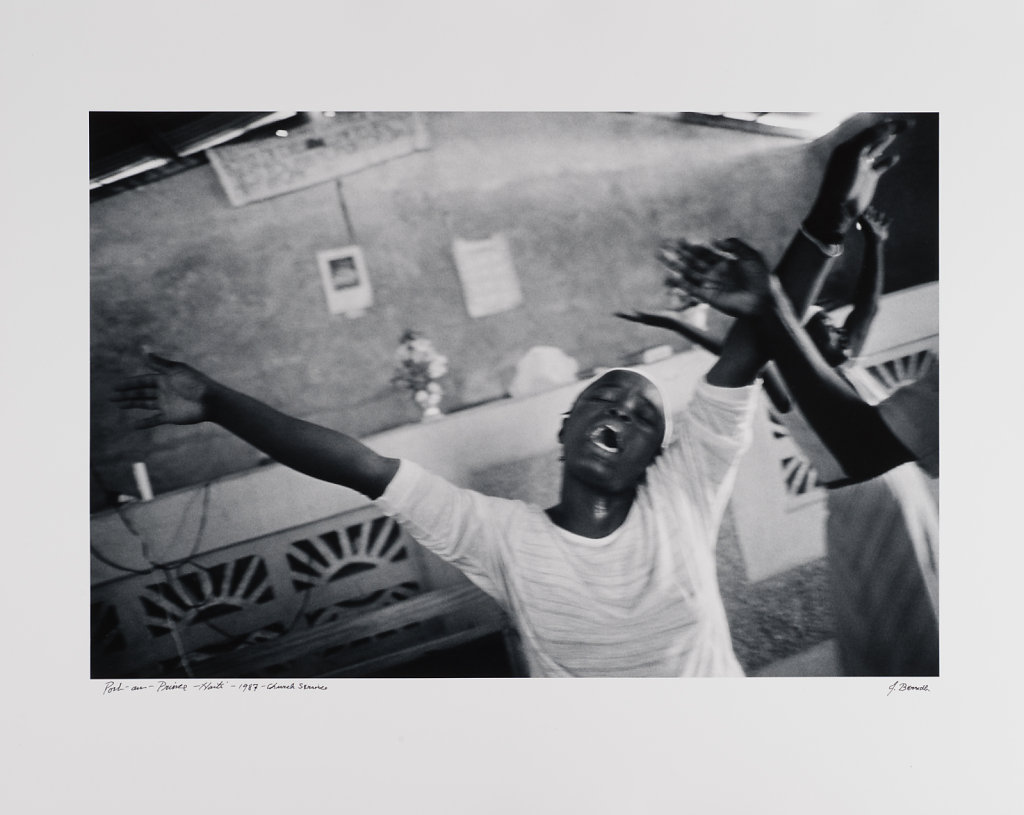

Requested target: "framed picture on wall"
[{"left": 316, "top": 245, "right": 373, "bottom": 316}]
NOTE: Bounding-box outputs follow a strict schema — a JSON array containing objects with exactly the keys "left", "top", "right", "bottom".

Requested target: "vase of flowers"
[{"left": 393, "top": 330, "right": 449, "bottom": 421}]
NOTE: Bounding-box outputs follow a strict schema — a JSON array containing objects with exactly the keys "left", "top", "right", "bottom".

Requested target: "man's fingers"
[
  {"left": 110, "top": 389, "right": 158, "bottom": 403},
  {"left": 873, "top": 153, "right": 900, "bottom": 174},
  {"left": 134, "top": 415, "right": 166, "bottom": 430},
  {"left": 866, "top": 133, "right": 897, "bottom": 160},
  {"left": 112, "top": 374, "right": 158, "bottom": 391},
  {"left": 111, "top": 382, "right": 158, "bottom": 394},
  {"left": 680, "top": 276, "right": 723, "bottom": 298},
  {"left": 856, "top": 118, "right": 906, "bottom": 151},
  {"left": 114, "top": 379, "right": 163, "bottom": 414},
  {"left": 657, "top": 247, "right": 685, "bottom": 271},
  {"left": 705, "top": 244, "right": 738, "bottom": 262},
  {"left": 659, "top": 240, "right": 724, "bottom": 270},
  {"left": 113, "top": 395, "right": 159, "bottom": 411},
  {"left": 614, "top": 311, "right": 646, "bottom": 324},
  {"left": 145, "top": 352, "right": 177, "bottom": 372},
  {"left": 862, "top": 118, "right": 912, "bottom": 159},
  {"left": 712, "top": 237, "right": 761, "bottom": 262},
  {"left": 864, "top": 119, "right": 906, "bottom": 154},
  {"left": 615, "top": 310, "right": 674, "bottom": 330},
  {"left": 659, "top": 244, "right": 706, "bottom": 271},
  {"left": 676, "top": 261, "right": 725, "bottom": 285},
  {"left": 885, "top": 117, "right": 912, "bottom": 136},
  {"left": 111, "top": 381, "right": 160, "bottom": 402},
  {"left": 111, "top": 396, "right": 154, "bottom": 409},
  {"left": 684, "top": 243, "right": 728, "bottom": 267},
  {"left": 848, "top": 122, "right": 890, "bottom": 154},
  {"left": 710, "top": 237, "right": 745, "bottom": 254},
  {"left": 111, "top": 374, "right": 162, "bottom": 410}
]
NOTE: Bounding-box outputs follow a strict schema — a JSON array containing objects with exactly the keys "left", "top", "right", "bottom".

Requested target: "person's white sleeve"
[
  {"left": 877, "top": 358, "right": 939, "bottom": 477},
  {"left": 651, "top": 378, "right": 760, "bottom": 545},
  {"left": 374, "top": 459, "right": 510, "bottom": 601}
]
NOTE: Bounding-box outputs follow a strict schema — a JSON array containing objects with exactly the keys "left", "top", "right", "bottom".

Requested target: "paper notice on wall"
[{"left": 452, "top": 234, "right": 523, "bottom": 318}]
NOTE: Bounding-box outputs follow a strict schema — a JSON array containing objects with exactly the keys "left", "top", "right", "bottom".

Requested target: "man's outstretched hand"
[
  {"left": 616, "top": 307, "right": 711, "bottom": 338},
  {"left": 804, "top": 118, "right": 909, "bottom": 244},
  {"left": 111, "top": 353, "right": 213, "bottom": 428},
  {"left": 858, "top": 205, "right": 892, "bottom": 243},
  {"left": 657, "top": 237, "right": 773, "bottom": 319}
]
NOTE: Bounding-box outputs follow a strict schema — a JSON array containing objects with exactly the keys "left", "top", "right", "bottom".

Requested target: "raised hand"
[
  {"left": 617, "top": 308, "right": 708, "bottom": 337},
  {"left": 804, "top": 118, "right": 909, "bottom": 243},
  {"left": 657, "top": 237, "right": 772, "bottom": 319},
  {"left": 858, "top": 206, "right": 892, "bottom": 242},
  {"left": 111, "top": 353, "right": 213, "bottom": 428},
  {"left": 616, "top": 305, "right": 792, "bottom": 412}
]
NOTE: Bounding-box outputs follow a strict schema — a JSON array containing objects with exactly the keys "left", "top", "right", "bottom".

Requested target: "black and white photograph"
[
  {"left": 89, "top": 110, "right": 939, "bottom": 682},
  {"left": 4, "top": 4, "right": 1021, "bottom": 814},
  {"left": 326, "top": 251, "right": 360, "bottom": 291},
  {"left": 317, "top": 243, "right": 373, "bottom": 314}
]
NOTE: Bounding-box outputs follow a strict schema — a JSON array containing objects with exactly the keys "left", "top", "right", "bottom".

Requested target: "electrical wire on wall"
[
  {"left": 336, "top": 178, "right": 356, "bottom": 245},
  {"left": 92, "top": 477, "right": 211, "bottom": 576},
  {"left": 93, "top": 473, "right": 323, "bottom": 678}
]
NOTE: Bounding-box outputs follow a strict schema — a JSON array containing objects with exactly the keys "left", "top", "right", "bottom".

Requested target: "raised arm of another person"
[
  {"left": 112, "top": 353, "right": 400, "bottom": 498},
  {"left": 674, "top": 241, "right": 918, "bottom": 481},
  {"left": 651, "top": 239, "right": 764, "bottom": 388},
  {"left": 615, "top": 303, "right": 792, "bottom": 412},
  {"left": 841, "top": 206, "right": 890, "bottom": 357},
  {"left": 705, "top": 120, "right": 909, "bottom": 389}
]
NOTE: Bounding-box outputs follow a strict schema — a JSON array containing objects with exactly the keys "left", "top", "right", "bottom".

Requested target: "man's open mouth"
[{"left": 589, "top": 424, "right": 620, "bottom": 453}]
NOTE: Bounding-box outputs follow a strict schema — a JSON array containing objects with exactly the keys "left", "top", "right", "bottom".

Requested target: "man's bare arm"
[{"left": 112, "top": 354, "right": 399, "bottom": 499}]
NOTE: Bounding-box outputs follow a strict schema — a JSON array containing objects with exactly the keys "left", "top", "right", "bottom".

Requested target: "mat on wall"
[{"left": 207, "top": 112, "right": 430, "bottom": 206}]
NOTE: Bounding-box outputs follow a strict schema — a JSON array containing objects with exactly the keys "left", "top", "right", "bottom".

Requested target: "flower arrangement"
[{"left": 392, "top": 330, "right": 449, "bottom": 419}]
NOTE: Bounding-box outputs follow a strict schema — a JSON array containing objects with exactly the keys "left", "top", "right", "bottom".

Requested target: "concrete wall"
[{"left": 91, "top": 112, "right": 938, "bottom": 503}]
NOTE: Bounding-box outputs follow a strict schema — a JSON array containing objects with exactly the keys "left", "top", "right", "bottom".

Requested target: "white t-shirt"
[{"left": 375, "top": 379, "right": 759, "bottom": 677}]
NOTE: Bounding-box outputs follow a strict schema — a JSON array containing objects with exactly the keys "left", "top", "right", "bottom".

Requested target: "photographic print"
[
  {"left": 90, "top": 111, "right": 939, "bottom": 682},
  {"left": 317, "top": 244, "right": 373, "bottom": 315},
  {"left": 11, "top": 5, "right": 1020, "bottom": 812}
]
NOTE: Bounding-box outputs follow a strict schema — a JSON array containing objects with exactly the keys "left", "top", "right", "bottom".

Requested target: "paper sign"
[
  {"left": 452, "top": 233, "right": 523, "bottom": 318},
  {"left": 208, "top": 112, "right": 430, "bottom": 206}
]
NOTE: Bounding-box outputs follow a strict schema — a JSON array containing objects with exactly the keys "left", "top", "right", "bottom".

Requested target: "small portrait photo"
[
  {"left": 328, "top": 254, "right": 360, "bottom": 291},
  {"left": 316, "top": 245, "right": 373, "bottom": 316}
]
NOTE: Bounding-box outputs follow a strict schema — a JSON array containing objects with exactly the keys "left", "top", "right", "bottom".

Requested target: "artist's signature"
[{"left": 887, "top": 680, "right": 931, "bottom": 697}]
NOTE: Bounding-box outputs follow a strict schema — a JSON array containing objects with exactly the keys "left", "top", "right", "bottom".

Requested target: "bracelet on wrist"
[{"left": 799, "top": 222, "right": 845, "bottom": 257}]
